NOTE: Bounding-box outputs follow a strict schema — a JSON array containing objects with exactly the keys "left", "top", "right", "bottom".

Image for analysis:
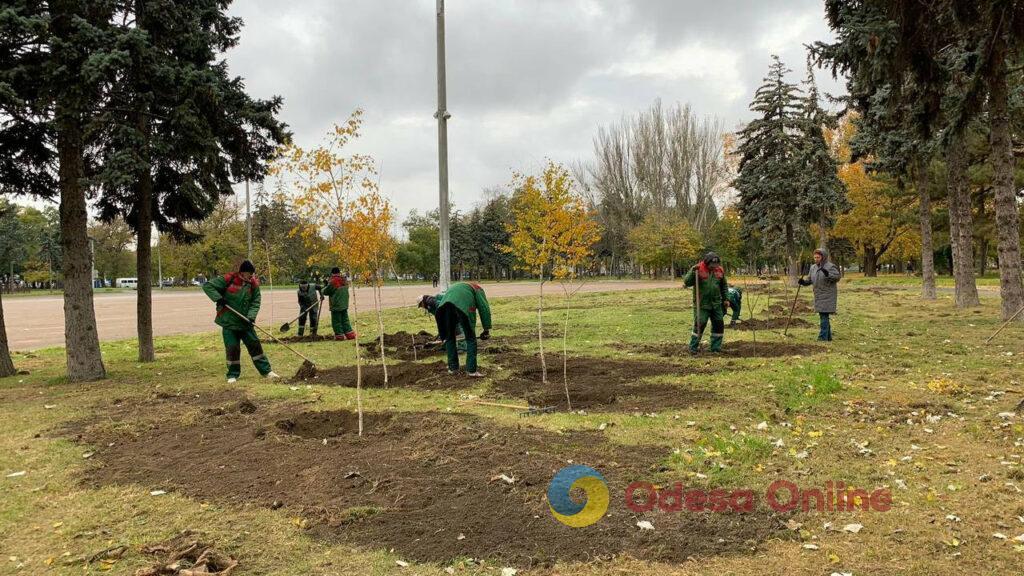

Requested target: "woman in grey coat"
[{"left": 798, "top": 248, "right": 841, "bottom": 341}]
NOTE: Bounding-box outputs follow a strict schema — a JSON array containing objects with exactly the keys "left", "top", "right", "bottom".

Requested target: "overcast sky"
[{"left": 226, "top": 0, "right": 844, "bottom": 221}]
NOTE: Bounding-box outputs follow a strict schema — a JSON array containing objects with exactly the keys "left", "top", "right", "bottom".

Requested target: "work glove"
[
  {"left": 480, "top": 330, "right": 491, "bottom": 340},
  {"left": 215, "top": 298, "right": 227, "bottom": 307}
]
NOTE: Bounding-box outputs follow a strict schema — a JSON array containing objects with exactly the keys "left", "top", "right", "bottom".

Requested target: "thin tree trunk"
[
  {"left": 785, "top": 222, "right": 798, "bottom": 287},
  {"left": 818, "top": 214, "right": 828, "bottom": 249},
  {"left": 561, "top": 284, "right": 572, "bottom": 411},
  {"left": 989, "top": 63, "right": 1024, "bottom": 320},
  {"left": 0, "top": 290, "right": 16, "bottom": 377},
  {"left": 947, "top": 131, "right": 981, "bottom": 307},
  {"left": 374, "top": 278, "right": 387, "bottom": 385},
  {"left": 917, "top": 161, "right": 937, "bottom": 299},
  {"left": 57, "top": 104, "right": 106, "bottom": 382},
  {"left": 537, "top": 278, "right": 547, "bottom": 384},
  {"left": 352, "top": 283, "right": 363, "bottom": 435}
]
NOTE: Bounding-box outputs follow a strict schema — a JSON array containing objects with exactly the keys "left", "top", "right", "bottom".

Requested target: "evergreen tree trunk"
[
  {"left": 785, "top": 222, "right": 798, "bottom": 286},
  {"left": 56, "top": 104, "right": 107, "bottom": 381},
  {"left": 0, "top": 291, "right": 16, "bottom": 377},
  {"left": 917, "top": 163, "right": 937, "bottom": 299},
  {"left": 947, "top": 132, "right": 981, "bottom": 308},
  {"left": 134, "top": 0, "right": 155, "bottom": 362},
  {"left": 135, "top": 116, "right": 155, "bottom": 362},
  {"left": 989, "top": 63, "right": 1024, "bottom": 321},
  {"left": 818, "top": 215, "right": 828, "bottom": 250}
]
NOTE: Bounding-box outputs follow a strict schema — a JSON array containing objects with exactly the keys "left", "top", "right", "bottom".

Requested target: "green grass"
[{"left": 1, "top": 278, "right": 1023, "bottom": 575}]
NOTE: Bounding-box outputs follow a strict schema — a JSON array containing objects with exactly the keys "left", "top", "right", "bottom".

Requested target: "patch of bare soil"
[
  {"left": 363, "top": 332, "right": 521, "bottom": 361},
  {"left": 307, "top": 360, "right": 476, "bottom": 391},
  {"left": 766, "top": 300, "right": 814, "bottom": 315},
  {"left": 489, "top": 352, "right": 717, "bottom": 412},
  {"left": 72, "top": 400, "right": 788, "bottom": 568},
  {"left": 733, "top": 317, "right": 813, "bottom": 331},
  {"left": 632, "top": 341, "right": 825, "bottom": 358},
  {"left": 135, "top": 531, "right": 237, "bottom": 575}
]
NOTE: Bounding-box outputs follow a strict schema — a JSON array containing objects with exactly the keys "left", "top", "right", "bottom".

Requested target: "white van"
[{"left": 116, "top": 278, "right": 139, "bottom": 289}]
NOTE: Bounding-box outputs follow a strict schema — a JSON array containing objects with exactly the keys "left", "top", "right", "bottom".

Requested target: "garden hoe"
[
  {"left": 280, "top": 295, "right": 325, "bottom": 333},
  {"left": 222, "top": 304, "right": 319, "bottom": 380}
]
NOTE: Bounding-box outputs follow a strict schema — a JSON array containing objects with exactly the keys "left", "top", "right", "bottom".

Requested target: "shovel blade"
[{"left": 279, "top": 323, "right": 291, "bottom": 333}]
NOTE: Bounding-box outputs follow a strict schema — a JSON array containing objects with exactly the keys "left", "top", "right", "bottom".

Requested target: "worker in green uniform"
[
  {"left": 296, "top": 279, "right": 322, "bottom": 336},
  {"left": 418, "top": 282, "right": 492, "bottom": 376},
  {"left": 726, "top": 286, "right": 743, "bottom": 327},
  {"left": 321, "top": 267, "right": 356, "bottom": 340},
  {"left": 683, "top": 252, "right": 729, "bottom": 354},
  {"left": 202, "top": 260, "right": 278, "bottom": 382}
]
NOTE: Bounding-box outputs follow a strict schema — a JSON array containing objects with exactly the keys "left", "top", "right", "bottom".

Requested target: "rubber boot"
[
  {"left": 445, "top": 338, "right": 460, "bottom": 372},
  {"left": 710, "top": 333, "right": 724, "bottom": 353},
  {"left": 344, "top": 331, "right": 357, "bottom": 340}
]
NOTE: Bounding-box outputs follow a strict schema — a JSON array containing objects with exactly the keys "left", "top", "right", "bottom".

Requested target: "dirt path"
[{"left": 4, "top": 280, "right": 675, "bottom": 351}]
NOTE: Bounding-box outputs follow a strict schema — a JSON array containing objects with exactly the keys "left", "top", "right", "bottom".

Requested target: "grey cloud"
[{"left": 223, "top": 0, "right": 843, "bottom": 217}]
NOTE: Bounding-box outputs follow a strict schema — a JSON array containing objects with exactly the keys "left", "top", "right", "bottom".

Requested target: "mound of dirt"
[
  {"left": 733, "top": 317, "right": 813, "bottom": 331},
  {"left": 489, "top": 353, "right": 716, "bottom": 412},
  {"left": 309, "top": 360, "right": 476, "bottom": 391},
  {"left": 276, "top": 410, "right": 394, "bottom": 438},
  {"left": 362, "top": 332, "right": 519, "bottom": 361},
  {"left": 633, "top": 341, "right": 825, "bottom": 358},
  {"left": 136, "top": 530, "right": 237, "bottom": 576},
  {"left": 766, "top": 300, "right": 814, "bottom": 315},
  {"left": 73, "top": 403, "right": 789, "bottom": 567}
]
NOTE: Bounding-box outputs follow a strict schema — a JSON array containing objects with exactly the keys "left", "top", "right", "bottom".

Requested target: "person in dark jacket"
[
  {"left": 683, "top": 252, "right": 729, "bottom": 353},
  {"left": 321, "top": 267, "right": 355, "bottom": 340},
  {"left": 799, "top": 248, "right": 841, "bottom": 341},
  {"left": 419, "top": 282, "right": 492, "bottom": 376},
  {"left": 202, "top": 260, "right": 278, "bottom": 382},
  {"left": 296, "top": 279, "right": 322, "bottom": 336},
  {"left": 726, "top": 286, "right": 743, "bottom": 326}
]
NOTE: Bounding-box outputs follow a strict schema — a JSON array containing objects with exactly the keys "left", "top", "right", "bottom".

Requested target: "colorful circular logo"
[{"left": 547, "top": 465, "right": 609, "bottom": 527}]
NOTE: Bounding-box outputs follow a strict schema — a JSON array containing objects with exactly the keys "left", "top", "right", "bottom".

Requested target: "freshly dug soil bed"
[
  {"left": 308, "top": 360, "right": 475, "bottom": 391},
  {"left": 70, "top": 398, "right": 788, "bottom": 567},
  {"left": 632, "top": 341, "right": 825, "bottom": 358},
  {"left": 489, "top": 353, "right": 717, "bottom": 412},
  {"left": 276, "top": 410, "right": 394, "bottom": 438},
  {"left": 733, "top": 317, "right": 813, "bottom": 331},
  {"left": 766, "top": 300, "right": 814, "bottom": 315},
  {"left": 362, "top": 332, "right": 522, "bottom": 361}
]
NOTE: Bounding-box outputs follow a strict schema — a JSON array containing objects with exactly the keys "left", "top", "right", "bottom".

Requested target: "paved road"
[{"left": 3, "top": 281, "right": 677, "bottom": 351}]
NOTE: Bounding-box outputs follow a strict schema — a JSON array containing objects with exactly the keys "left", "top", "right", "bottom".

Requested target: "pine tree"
[
  {"left": 93, "top": 0, "right": 288, "bottom": 362},
  {"left": 797, "top": 64, "right": 850, "bottom": 249},
  {"left": 814, "top": 0, "right": 981, "bottom": 307},
  {"left": 0, "top": 0, "right": 123, "bottom": 381},
  {"left": 734, "top": 55, "right": 805, "bottom": 285}
]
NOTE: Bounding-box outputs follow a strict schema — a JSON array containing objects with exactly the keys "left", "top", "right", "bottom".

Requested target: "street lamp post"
[{"left": 435, "top": 0, "right": 451, "bottom": 290}]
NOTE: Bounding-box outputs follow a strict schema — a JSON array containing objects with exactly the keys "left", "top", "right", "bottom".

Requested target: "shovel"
[{"left": 280, "top": 296, "right": 325, "bottom": 333}]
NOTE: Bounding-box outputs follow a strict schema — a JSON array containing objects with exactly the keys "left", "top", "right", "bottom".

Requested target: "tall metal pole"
[
  {"left": 245, "top": 179, "right": 253, "bottom": 260},
  {"left": 435, "top": 0, "right": 452, "bottom": 290}
]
